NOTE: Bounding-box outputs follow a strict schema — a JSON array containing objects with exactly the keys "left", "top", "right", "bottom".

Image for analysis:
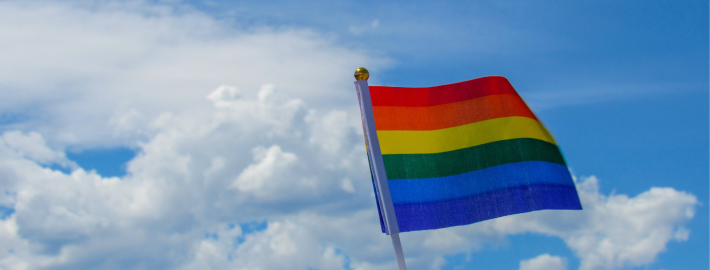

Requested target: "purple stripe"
[{"left": 394, "top": 184, "right": 582, "bottom": 232}]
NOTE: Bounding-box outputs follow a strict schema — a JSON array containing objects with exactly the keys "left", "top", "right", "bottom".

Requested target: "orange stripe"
[{"left": 373, "top": 94, "right": 538, "bottom": 131}]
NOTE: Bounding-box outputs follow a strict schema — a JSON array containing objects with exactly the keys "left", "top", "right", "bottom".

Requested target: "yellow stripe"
[{"left": 377, "top": 116, "right": 557, "bottom": 155}]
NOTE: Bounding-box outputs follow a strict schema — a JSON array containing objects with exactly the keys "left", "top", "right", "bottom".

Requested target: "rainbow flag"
[{"left": 369, "top": 76, "right": 582, "bottom": 232}]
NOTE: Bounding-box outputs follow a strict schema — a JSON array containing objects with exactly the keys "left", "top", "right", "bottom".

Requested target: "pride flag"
[{"left": 368, "top": 76, "right": 582, "bottom": 232}]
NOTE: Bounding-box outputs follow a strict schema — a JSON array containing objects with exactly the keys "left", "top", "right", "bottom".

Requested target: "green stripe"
[{"left": 383, "top": 138, "right": 567, "bottom": 180}]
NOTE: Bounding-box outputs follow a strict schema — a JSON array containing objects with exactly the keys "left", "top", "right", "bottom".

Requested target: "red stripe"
[{"left": 370, "top": 76, "right": 518, "bottom": 107}]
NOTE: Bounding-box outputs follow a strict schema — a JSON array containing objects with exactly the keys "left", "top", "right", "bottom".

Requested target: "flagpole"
[
  {"left": 390, "top": 232, "right": 407, "bottom": 270},
  {"left": 354, "top": 67, "right": 407, "bottom": 270}
]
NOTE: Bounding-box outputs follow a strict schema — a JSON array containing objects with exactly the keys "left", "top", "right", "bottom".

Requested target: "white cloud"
[
  {"left": 0, "top": 82, "right": 379, "bottom": 269},
  {"left": 341, "top": 178, "right": 355, "bottom": 193},
  {"left": 0, "top": 1, "right": 699, "bottom": 270},
  {"left": 0, "top": 0, "right": 383, "bottom": 149},
  {"left": 0, "top": 131, "right": 76, "bottom": 168},
  {"left": 233, "top": 145, "right": 299, "bottom": 195},
  {"left": 206, "top": 85, "right": 241, "bottom": 108},
  {"left": 520, "top": 254, "right": 567, "bottom": 270},
  {"left": 491, "top": 176, "right": 697, "bottom": 270},
  {"left": 0, "top": 85, "right": 697, "bottom": 269},
  {"left": 349, "top": 19, "right": 380, "bottom": 35}
]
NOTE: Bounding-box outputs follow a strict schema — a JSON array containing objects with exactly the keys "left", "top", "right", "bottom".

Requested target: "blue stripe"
[
  {"left": 394, "top": 184, "right": 582, "bottom": 232},
  {"left": 389, "top": 161, "right": 574, "bottom": 204}
]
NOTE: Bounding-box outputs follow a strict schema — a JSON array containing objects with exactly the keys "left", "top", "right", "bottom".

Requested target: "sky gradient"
[{"left": 0, "top": 0, "right": 706, "bottom": 269}]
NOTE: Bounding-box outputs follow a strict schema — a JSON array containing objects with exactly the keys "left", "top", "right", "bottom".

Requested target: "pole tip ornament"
[{"left": 354, "top": 67, "right": 369, "bottom": 81}]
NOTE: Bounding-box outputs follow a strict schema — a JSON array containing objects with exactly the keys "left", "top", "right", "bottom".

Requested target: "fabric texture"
[{"left": 369, "top": 76, "right": 582, "bottom": 233}]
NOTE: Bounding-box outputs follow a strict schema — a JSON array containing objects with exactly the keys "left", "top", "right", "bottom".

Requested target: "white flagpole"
[{"left": 354, "top": 67, "right": 407, "bottom": 270}]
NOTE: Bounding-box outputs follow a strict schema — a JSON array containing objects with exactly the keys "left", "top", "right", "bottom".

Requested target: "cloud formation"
[
  {"left": 0, "top": 0, "right": 381, "bottom": 149},
  {"left": 493, "top": 176, "right": 697, "bottom": 270},
  {"left": 0, "top": 86, "right": 698, "bottom": 269},
  {"left": 520, "top": 254, "right": 567, "bottom": 270},
  {"left": 0, "top": 1, "right": 699, "bottom": 269}
]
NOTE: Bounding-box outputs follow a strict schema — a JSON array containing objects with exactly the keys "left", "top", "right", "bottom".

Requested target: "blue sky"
[
  {"left": 187, "top": 1, "right": 709, "bottom": 268},
  {"left": 0, "top": 0, "right": 706, "bottom": 269}
]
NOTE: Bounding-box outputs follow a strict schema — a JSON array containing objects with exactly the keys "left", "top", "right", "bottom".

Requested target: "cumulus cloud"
[
  {"left": 520, "top": 254, "right": 567, "bottom": 270},
  {"left": 0, "top": 85, "right": 698, "bottom": 269},
  {"left": 0, "top": 78, "right": 406, "bottom": 268},
  {"left": 0, "top": 0, "right": 382, "bottom": 148},
  {"left": 0, "top": 131, "right": 76, "bottom": 168},
  {"left": 491, "top": 176, "right": 697, "bottom": 270},
  {"left": 0, "top": 1, "right": 699, "bottom": 270}
]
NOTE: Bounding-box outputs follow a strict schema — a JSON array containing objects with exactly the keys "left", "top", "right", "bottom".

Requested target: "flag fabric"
[{"left": 369, "top": 76, "right": 582, "bottom": 233}]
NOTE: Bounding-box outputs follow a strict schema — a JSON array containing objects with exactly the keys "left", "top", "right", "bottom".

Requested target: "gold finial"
[{"left": 354, "top": 67, "right": 369, "bottom": 81}]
